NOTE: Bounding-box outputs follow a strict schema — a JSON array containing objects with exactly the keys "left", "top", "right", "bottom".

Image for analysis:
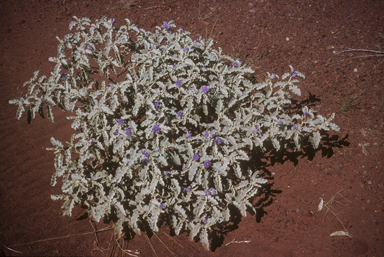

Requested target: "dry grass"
[
  {"left": 339, "top": 93, "right": 360, "bottom": 113},
  {"left": 108, "top": 0, "right": 138, "bottom": 11},
  {"left": 318, "top": 190, "right": 352, "bottom": 237},
  {"left": 197, "top": 0, "right": 219, "bottom": 22}
]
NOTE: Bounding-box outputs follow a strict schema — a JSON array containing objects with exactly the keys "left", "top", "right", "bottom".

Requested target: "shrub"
[{"left": 9, "top": 16, "right": 339, "bottom": 250}]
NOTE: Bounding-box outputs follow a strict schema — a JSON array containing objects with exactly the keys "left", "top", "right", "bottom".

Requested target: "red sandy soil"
[{"left": 1, "top": 0, "right": 383, "bottom": 256}]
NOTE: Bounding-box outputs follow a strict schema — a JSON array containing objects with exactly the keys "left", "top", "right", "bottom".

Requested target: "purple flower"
[
  {"left": 304, "top": 111, "right": 309, "bottom": 115},
  {"left": 191, "top": 88, "right": 194, "bottom": 92},
  {"left": 154, "top": 102, "right": 161, "bottom": 109},
  {"left": 19, "top": 94, "right": 26, "bottom": 99},
  {"left": 183, "top": 47, "right": 189, "bottom": 52},
  {"left": 204, "top": 160, "right": 211, "bottom": 168},
  {"left": 271, "top": 73, "right": 276, "bottom": 79},
  {"left": 195, "top": 37, "right": 200, "bottom": 42},
  {"left": 114, "top": 130, "right": 119, "bottom": 136},
  {"left": 278, "top": 120, "right": 283, "bottom": 125},
  {"left": 255, "top": 126, "right": 262, "bottom": 135},
  {"left": 119, "top": 137, "right": 122, "bottom": 140},
  {"left": 204, "top": 189, "right": 210, "bottom": 196},
  {"left": 176, "top": 79, "right": 182, "bottom": 87},
  {"left": 193, "top": 154, "right": 200, "bottom": 161},
  {"left": 86, "top": 45, "right": 93, "bottom": 51},
  {"left": 203, "top": 218, "right": 207, "bottom": 223},
  {"left": 232, "top": 62, "right": 239, "bottom": 67},
  {"left": 214, "top": 137, "right": 222, "bottom": 145},
  {"left": 125, "top": 129, "right": 132, "bottom": 136},
  {"left": 142, "top": 151, "right": 150, "bottom": 157},
  {"left": 159, "top": 204, "right": 165, "bottom": 209},
  {"left": 210, "top": 188, "right": 216, "bottom": 195},
  {"left": 118, "top": 119, "right": 124, "bottom": 125},
  {"left": 173, "top": 63, "right": 177, "bottom": 69},
  {"left": 291, "top": 70, "right": 296, "bottom": 77},
  {"left": 60, "top": 73, "right": 68, "bottom": 79},
  {"left": 179, "top": 27, "right": 183, "bottom": 32},
  {"left": 90, "top": 140, "right": 94, "bottom": 144},
  {"left": 164, "top": 172, "right": 168, "bottom": 176},
  {"left": 177, "top": 111, "right": 183, "bottom": 118},
  {"left": 142, "top": 157, "right": 149, "bottom": 163},
  {"left": 109, "top": 84, "right": 113, "bottom": 89},
  {"left": 41, "top": 97, "right": 44, "bottom": 101},
  {"left": 186, "top": 131, "right": 192, "bottom": 139},
  {"left": 182, "top": 164, "right": 186, "bottom": 170},
  {"left": 162, "top": 22, "right": 170, "bottom": 29},
  {"left": 152, "top": 125, "right": 161, "bottom": 133},
  {"left": 203, "top": 131, "right": 209, "bottom": 137},
  {"left": 292, "top": 125, "right": 297, "bottom": 130},
  {"left": 112, "top": 19, "right": 117, "bottom": 25},
  {"left": 126, "top": 160, "right": 130, "bottom": 165},
  {"left": 201, "top": 86, "right": 209, "bottom": 93},
  {"left": 183, "top": 186, "right": 191, "bottom": 193}
]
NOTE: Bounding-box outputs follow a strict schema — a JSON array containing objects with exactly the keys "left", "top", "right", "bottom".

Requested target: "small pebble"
[
  {"left": 367, "top": 180, "right": 372, "bottom": 185},
  {"left": 335, "top": 164, "right": 340, "bottom": 170},
  {"left": 295, "top": 208, "right": 300, "bottom": 213}
]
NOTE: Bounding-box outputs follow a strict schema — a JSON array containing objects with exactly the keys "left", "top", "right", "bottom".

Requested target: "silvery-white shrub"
[{"left": 9, "top": 16, "right": 339, "bottom": 250}]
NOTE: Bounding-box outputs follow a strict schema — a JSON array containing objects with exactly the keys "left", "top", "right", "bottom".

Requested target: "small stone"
[
  {"left": 295, "top": 208, "right": 300, "bottom": 213},
  {"left": 335, "top": 164, "right": 340, "bottom": 170},
  {"left": 367, "top": 180, "right": 372, "bottom": 185}
]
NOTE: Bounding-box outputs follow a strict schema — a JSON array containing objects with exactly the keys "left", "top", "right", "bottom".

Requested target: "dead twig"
[
  {"left": 330, "top": 47, "right": 384, "bottom": 67},
  {"left": 89, "top": 220, "right": 99, "bottom": 245},
  {"left": 162, "top": 231, "right": 183, "bottom": 248},
  {"left": 5, "top": 226, "right": 113, "bottom": 248},
  {"left": 153, "top": 233, "right": 176, "bottom": 257},
  {"left": 145, "top": 232, "right": 158, "bottom": 257},
  {"left": 225, "top": 239, "right": 251, "bottom": 246},
  {"left": 145, "top": 5, "right": 167, "bottom": 10},
  {"left": 3, "top": 245, "right": 23, "bottom": 254},
  {"left": 333, "top": 48, "right": 384, "bottom": 55},
  {"left": 115, "top": 237, "right": 141, "bottom": 257}
]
